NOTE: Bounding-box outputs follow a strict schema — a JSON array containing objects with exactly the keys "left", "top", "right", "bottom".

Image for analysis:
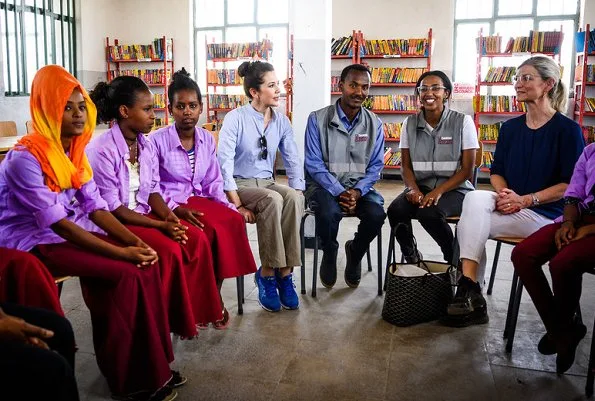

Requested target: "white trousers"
[{"left": 457, "top": 190, "right": 552, "bottom": 285}]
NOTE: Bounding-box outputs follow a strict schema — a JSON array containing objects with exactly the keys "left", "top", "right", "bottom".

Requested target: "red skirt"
[
  {"left": 128, "top": 221, "right": 222, "bottom": 329},
  {"left": 35, "top": 237, "right": 173, "bottom": 397},
  {"left": 0, "top": 248, "right": 63, "bottom": 316},
  {"left": 184, "top": 196, "right": 257, "bottom": 280}
]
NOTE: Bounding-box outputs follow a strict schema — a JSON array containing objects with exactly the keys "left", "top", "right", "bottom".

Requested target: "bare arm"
[
  {"left": 147, "top": 193, "right": 175, "bottom": 221},
  {"left": 490, "top": 174, "right": 508, "bottom": 193},
  {"left": 110, "top": 205, "right": 166, "bottom": 230}
]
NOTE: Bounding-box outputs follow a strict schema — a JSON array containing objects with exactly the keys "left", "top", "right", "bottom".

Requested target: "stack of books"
[
  {"left": 383, "top": 122, "right": 402, "bottom": 140},
  {"left": 206, "top": 39, "right": 272, "bottom": 59},
  {"left": 482, "top": 66, "right": 516, "bottom": 83},
  {"left": 207, "top": 94, "right": 249, "bottom": 109},
  {"left": 474, "top": 95, "right": 527, "bottom": 113},
  {"left": 207, "top": 69, "right": 242, "bottom": 85},
  {"left": 363, "top": 95, "right": 417, "bottom": 111},
  {"left": 370, "top": 67, "right": 427, "bottom": 84}
]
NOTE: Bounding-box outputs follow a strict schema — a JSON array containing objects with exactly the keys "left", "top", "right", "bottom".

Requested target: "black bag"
[{"left": 382, "top": 260, "right": 455, "bottom": 326}]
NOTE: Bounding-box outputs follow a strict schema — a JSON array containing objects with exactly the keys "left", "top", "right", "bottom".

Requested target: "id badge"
[
  {"left": 355, "top": 134, "right": 369, "bottom": 142},
  {"left": 438, "top": 136, "right": 453, "bottom": 144}
]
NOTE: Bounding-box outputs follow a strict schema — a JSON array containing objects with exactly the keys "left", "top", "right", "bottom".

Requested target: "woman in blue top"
[
  {"left": 217, "top": 61, "right": 305, "bottom": 313},
  {"left": 441, "top": 55, "right": 585, "bottom": 328}
]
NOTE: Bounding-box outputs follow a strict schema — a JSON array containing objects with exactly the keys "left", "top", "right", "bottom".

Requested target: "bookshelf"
[
  {"left": 105, "top": 37, "right": 174, "bottom": 129},
  {"left": 473, "top": 28, "right": 563, "bottom": 172},
  {"left": 359, "top": 29, "right": 432, "bottom": 174},
  {"left": 573, "top": 24, "right": 595, "bottom": 144},
  {"left": 205, "top": 39, "right": 273, "bottom": 124}
]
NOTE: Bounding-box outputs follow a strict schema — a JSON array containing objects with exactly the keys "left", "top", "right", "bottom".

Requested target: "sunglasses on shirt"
[{"left": 259, "top": 135, "right": 268, "bottom": 160}]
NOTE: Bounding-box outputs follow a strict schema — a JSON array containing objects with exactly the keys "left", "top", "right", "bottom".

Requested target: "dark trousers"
[
  {"left": 308, "top": 187, "right": 386, "bottom": 264},
  {"left": 511, "top": 221, "right": 595, "bottom": 333},
  {"left": 0, "top": 303, "right": 79, "bottom": 401},
  {"left": 387, "top": 187, "right": 465, "bottom": 262}
]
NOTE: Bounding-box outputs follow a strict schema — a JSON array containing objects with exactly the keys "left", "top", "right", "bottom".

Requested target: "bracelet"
[{"left": 530, "top": 193, "right": 540, "bottom": 206}]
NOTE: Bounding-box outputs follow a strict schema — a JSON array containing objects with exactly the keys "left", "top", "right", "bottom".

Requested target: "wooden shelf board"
[
  {"left": 361, "top": 54, "right": 427, "bottom": 59},
  {"left": 371, "top": 110, "right": 417, "bottom": 115},
  {"left": 110, "top": 58, "right": 167, "bottom": 63},
  {"left": 480, "top": 81, "right": 513, "bottom": 86},
  {"left": 384, "top": 138, "right": 400, "bottom": 142},
  {"left": 476, "top": 111, "right": 525, "bottom": 116},
  {"left": 331, "top": 91, "right": 342, "bottom": 95},
  {"left": 153, "top": 107, "right": 166, "bottom": 111},
  {"left": 479, "top": 52, "right": 557, "bottom": 57},
  {"left": 371, "top": 83, "right": 417, "bottom": 87},
  {"left": 147, "top": 83, "right": 165, "bottom": 87},
  {"left": 209, "top": 108, "right": 234, "bottom": 112},
  {"left": 331, "top": 55, "right": 352, "bottom": 59},
  {"left": 383, "top": 165, "right": 401, "bottom": 169},
  {"left": 481, "top": 140, "right": 498, "bottom": 144},
  {"left": 480, "top": 167, "right": 491, "bottom": 172},
  {"left": 208, "top": 83, "right": 242, "bottom": 87}
]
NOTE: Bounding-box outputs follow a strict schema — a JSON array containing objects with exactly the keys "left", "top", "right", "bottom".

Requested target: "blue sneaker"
[
  {"left": 254, "top": 267, "right": 281, "bottom": 312},
  {"left": 275, "top": 271, "right": 299, "bottom": 310}
]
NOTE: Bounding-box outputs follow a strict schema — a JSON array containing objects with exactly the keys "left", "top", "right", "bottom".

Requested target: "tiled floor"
[{"left": 61, "top": 179, "right": 594, "bottom": 401}]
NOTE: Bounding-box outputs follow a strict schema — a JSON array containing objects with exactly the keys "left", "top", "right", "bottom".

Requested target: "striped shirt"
[{"left": 187, "top": 148, "right": 196, "bottom": 173}]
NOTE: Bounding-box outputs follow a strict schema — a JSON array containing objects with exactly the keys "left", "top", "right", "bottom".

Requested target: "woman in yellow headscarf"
[{"left": 0, "top": 65, "right": 180, "bottom": 401}]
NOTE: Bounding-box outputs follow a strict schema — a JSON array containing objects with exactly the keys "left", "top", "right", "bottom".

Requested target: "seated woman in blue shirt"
[
  {"left": 442, "top": 55, "right": 585, "bottom": 328},
  {"left": 217, "top": 61, "right": 305, "bottom": 313}
]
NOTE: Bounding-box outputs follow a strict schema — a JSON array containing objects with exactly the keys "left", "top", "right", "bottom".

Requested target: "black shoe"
[
  {"left": 404, "top": 249, "right": 423, "bottom": 264},
  {"left": 556, "top": 322, "right": 587, "bottom": 374},
  {"left": 440, "top": 276, "right": 489, "bottom": 327},
  {"left": 167, "top": 370, "right": 187, "bottom": 388},
  {"left": 537, "top": 333, "right": 557, "bottom": 355},
  {"left": 344, "top": 240, "right": 361, "bottom": 288},
  {"left": 320, "top": 251, "right": 337, "bottom": 289}
]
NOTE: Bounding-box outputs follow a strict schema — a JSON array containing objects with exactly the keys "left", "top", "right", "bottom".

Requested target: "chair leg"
[
  {"left": 57, "top": 282, "right": 64, "bottom": 297},
  {"left": 366, "top": 248, "right": 372, "bottom": 272},
  {"left": 586, "top": 315, "right": 595, "bottom": 397},
  {"left": 384, "top": 227, "right": 395, "bottom": 292},
  {"left": 487, "top": 241, "right": 502, "bottom": 295},
  {"left": 299, "top": 214, "right": 307, "bottom": 295},
  {"left": 505, "top": 277, "right": 524, "bottom": 353},
  {"left": 377, "top": 229, "right": 383, "bottom": 296},
  {"left": 236, "top": 276, "right": 244, "bottom": 315},
  {"left": 312, "top": 227, "right": 319, "bottom": 298},
  {"left": 451, "top": 224, "right": 460, "bottom": 267},
  {"left": 503, "top": 270, "right": 519, "bottom": 339}
]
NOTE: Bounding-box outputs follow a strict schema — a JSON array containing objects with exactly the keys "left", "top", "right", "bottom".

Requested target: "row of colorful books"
[
  {"left": 476, "top": 36, "right": 502, "bottom": 55},
  {"left": 331, "top": 36, "right": 354, "bottom": 56},
  {"left": 371, "top": 67, "right": 427, "bottom": 84},
  {"left": 504, "top": 31, "right": 563, "bottom": 54},
  {"left": 360, "top": 38, "right": 428, "bottom": 57},
  {"left": 383, "top": 148, "right": 401, "bottom": 166},
  {"left": 206, "top": 40, "right": 272, "bottom": 60},
  {"left": 109, "top": 38, "right": 172, "bottom": 61},
  {"left": 575, "top": 29, "right": 595, "bottom": 53},
  {"left": 474, "top": 95, "right": 527, "bottom": 113},
  {"left": 207, "top": 69, "right": 242, "bottom": 85},
  {"left": 383, "top": 122, "right": 402, "bottom": 140},
  {"left": 109, "top": 69, "right": 170, "bottom": 85},
  {"left": 483, "top": 66, "right": 516, "bottom": 83},
  {"left": 482, "top": 151, "right": 494, "bottom": 169},
  {"left": 363, "top": 95, "right": 417, "bottom": 111},
  {"left": 575, "top": 64, "right": 595, "bottom": 82},
  {"left": 583, "top": 98, "right": 595, "bottom": 112},
  {"left": 154, "top": 94, "right": 166, "bottom": 109},
  {"left": 207, "top": 94, "right": 249, "bottom": 109},
  {"left": 478, "top": 123, "right": 501, "bottom": 141}
]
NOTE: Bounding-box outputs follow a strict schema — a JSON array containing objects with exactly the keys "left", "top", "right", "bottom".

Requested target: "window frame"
[
  {"left": 192, "top": 0, "right": 289, "bottom": 88},
  {"left": 453, "top": 0, "right": 580, "bottom": 85},
  {"left": 0, "top": 0, "right": 76, "bottom": 96}
]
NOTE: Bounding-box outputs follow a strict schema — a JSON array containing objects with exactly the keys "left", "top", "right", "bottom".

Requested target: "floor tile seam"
[{"left": 487, "top": 360, "right": 588, "bottom": 378}]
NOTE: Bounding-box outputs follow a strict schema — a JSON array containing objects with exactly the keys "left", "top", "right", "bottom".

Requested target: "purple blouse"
[
  {"left": 565, "top": 143, "right": 595, "bottom": 213},
  {"left": 150, "top": 125, "right": 234, "bottom": 210},
  {"left": 0, "top": 149, "right": 108, "bottom": 251},
  {"left": 86, "top": 123, "right": 160, "bottom": 215}
]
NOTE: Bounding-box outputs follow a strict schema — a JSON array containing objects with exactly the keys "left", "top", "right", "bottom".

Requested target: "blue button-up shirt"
[
  {"left": 305, "top": 102, "right": 384, "bottom": 197},
  {"left": 218, "top": 103, "right": 305, "bottom": 191}
]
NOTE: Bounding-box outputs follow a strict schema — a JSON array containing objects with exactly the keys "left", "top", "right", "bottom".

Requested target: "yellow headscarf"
[{"left": 16, "top": 65, "right": 97, "bottom": 192}]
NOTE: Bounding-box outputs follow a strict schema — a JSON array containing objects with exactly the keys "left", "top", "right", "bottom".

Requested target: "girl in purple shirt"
[
  {"left": 151, "top": 69, "right": 257, "bottom": 311},
  {"left": 0, "top": 65, "right": 176, "bottom": 401},
  {"left": 512, "top": 143, "right": 595, "bottom": 375},
  {"left": 88, "top": 76, "right": 225, "bottom": 331}
]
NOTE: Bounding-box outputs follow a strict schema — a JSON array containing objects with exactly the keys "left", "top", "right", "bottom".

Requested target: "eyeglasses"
[
  {"left": 259, "top": 135, "right": 268, "bottom": 160},
  {"left": 512, "top": 74, "right": 541, "bottom": 84},
  {"left": 416, "top": 85, "right": 447, "bottom": 94}
]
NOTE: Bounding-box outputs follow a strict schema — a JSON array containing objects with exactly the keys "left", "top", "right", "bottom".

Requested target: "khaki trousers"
[{"left": 236, "top": 178, "right": 304, "bottom": 268}]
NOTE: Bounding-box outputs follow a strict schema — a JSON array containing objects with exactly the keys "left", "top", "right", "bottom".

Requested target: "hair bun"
[
  {"left": 172, "top": 67, "right": 191, "bottom": 81},
  {"left": 237, "top": 61, "right": 250, "bottom": 78}
]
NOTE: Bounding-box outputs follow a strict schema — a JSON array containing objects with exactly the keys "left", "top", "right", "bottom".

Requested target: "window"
[
  {"left": 453, "top": 0, "right": 579, "bottom": 90},
  {"left": 1, "top": 0, "right": 76, "bottom": 96},
  {"left": 193, "top": 0, "right": 289, "bottom": 93}
]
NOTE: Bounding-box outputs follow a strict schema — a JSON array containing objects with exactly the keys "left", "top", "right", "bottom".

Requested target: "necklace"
[{"left": 128, "top": 140, "right": 138, "bottom": 164}]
